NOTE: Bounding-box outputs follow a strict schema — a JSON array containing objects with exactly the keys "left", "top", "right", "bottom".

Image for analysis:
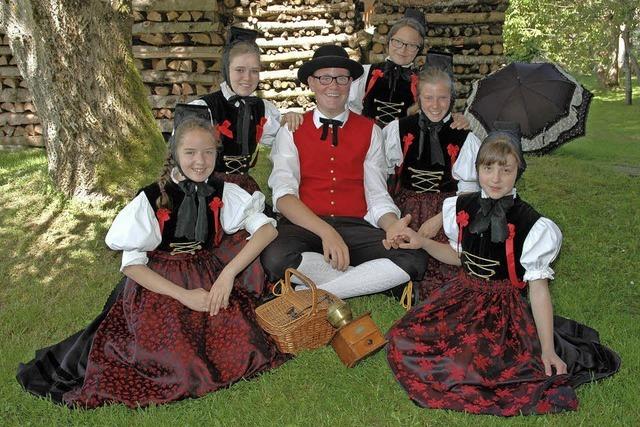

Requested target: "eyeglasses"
[
  {"left": 310, "top": 75, "right": 352, "bottom": 86},
  {"left": 389, "top": 38, "right": 422, "bottom": 52}
]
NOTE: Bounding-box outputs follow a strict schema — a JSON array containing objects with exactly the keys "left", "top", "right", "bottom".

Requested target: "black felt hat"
[
  {"left": 482, "top": 120, "right": 527, "bottom": 178},
  {"left": 227, "top": 26, "right": 259, "bottom": 44},
  {"left": 297, "top": 45, "right": 364, "bottom": 85},
  {"left": 404, "top": 8, "right": 427, "bottom": 34}
]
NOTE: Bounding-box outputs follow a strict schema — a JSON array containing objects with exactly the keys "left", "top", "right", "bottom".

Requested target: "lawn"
[{"left": 0, "top": 83, "right": 639, "bottom": 426}]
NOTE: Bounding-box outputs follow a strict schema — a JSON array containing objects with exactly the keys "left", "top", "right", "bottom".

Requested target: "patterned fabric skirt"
[
  {"left": 214, "top": 171, "right": 261, "bottom": 194},
  {"left": 20, "top": 250, "right": 287, "bottom": 409},
  {"left": 386, "top": 272, "right": 620, "bottom": 416},
  {"left": 392, "top": 188, "right": 459, "bottom": 301}
]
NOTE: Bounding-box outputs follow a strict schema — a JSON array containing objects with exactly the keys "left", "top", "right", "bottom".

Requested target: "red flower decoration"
[
  {"left": 410, "top": 74, "right": 418, "bottom": 100},
  {"left": 255, "top": 116, "right": 267, "bottom": 143},
  {"left": 365, "top": 69, "right": 384, "bottom": 98},
  {"left": 156, "top": 208, "right": 171, "bottom": 234},
  {"left": 217, "top": 120, "right": 233, "bottom": 139},
  {"left": 456, "top": 210, "right": 469, "bottom": 228},
  {"left": 447, "top": 143, "right": 460, "bottom": 165}
]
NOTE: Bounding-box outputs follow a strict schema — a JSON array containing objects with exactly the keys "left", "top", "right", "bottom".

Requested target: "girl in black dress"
[
  {"left": 385, "top": 127, "right": 620, "bottom": 416},
  {"left": 17, "top": 117, "right": 286, "bottom": 408}
]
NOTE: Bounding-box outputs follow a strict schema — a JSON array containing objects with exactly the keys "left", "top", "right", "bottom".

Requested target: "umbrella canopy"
[{"left": 465, "top": 62, "right": 593, "bottom": 154}]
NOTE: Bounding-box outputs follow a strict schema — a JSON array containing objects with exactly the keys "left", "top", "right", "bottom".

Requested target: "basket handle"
[{"left": 283, "top": 267, "right": 321, "bottom": 315}]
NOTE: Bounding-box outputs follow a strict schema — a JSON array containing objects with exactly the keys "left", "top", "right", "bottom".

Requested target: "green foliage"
[
  {"left": 505, "top": 0, "right": 639, "bottom": 76},
  {"left": 1, "top": 84, "right": 639, "bottom": 425}
]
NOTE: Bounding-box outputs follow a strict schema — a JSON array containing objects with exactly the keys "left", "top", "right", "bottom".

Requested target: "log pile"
[
  {"left": 366, "top": 0, "right": 509, "bottom": 110},
  {"left": 224, "top": 0, "right": 363, "bottom": 112},
  {"left": 0, "top": 33, "right": 44, "bottom": 148},
  {"left": 132, "top": 0, "right": 226, "bottom": 133}
]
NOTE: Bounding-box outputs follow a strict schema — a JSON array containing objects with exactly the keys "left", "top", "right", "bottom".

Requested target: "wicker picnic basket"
[{"left": 255, "top": 268, "right": 342, "bottom": 355}]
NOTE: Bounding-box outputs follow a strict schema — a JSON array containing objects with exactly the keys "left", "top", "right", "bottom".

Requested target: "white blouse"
[
  {"left": 105, "top": 182, "right": 276, "bottom": 271},
  {"left": 268, "top": 108, "right": 401, "bottom": 227},
  {"left": 442, "top": 190, "right": 562, "bottom": 282},
  {"left": 189, "top": 81, "right": 281, "bottom": 148},
  {"left": 382, "top": 116, "right": 482, "bottom": 194}
]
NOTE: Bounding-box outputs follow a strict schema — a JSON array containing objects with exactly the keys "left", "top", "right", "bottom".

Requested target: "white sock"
[
  {"left": 314, "top": 258, "right": 410, "bottom": 299},
  {"left": 292, "top": 252, "right": 351, "bottom": 286}
]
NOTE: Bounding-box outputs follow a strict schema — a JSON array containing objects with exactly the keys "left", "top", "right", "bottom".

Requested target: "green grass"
[{"left": 1, "top": 83, "right": 639, "bottom": 426}]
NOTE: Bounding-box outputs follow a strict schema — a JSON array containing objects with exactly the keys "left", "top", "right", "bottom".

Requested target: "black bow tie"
[
  {"left": 384, "top": 60, "right": 413, "bottom": 95},
  {"left": 468, "top": 195, "right": 515, "bottom": 243},
  {"left": 417, "top": 113, "right": 446, "bottom": 165},
  {"left": 228, "top": 95, "right": 261, "bottom": 156},
  {"left": 319, "top": 117, "right": 343, "bottom": 147},
  {"left": 175, "top": 179, "right": 215, "bottom": 242}
]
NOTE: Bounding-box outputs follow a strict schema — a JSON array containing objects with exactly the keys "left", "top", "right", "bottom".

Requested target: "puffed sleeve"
[
  {"left": 381, "top": 119, "right": 402, "bottom": 174},
  {"left": 105, "top": 192, "right": 162, "bottom": 271},
  {"left": 521, "top": 217, "right": 562, "bottom": 282},
  {"left": 221, "top": 182, "right": 277, "bottom": 237},
  {"left": 442, "top": 195, "right": 460, "bottom": 252},
  {"left": 348, "top": 64, "right": 371, "bottom": 114},
  {"left": 452, "top": 132, "right": 481, "bottom": 194},
  {"left": 268, "top": 125, "right": 301, "bottom": 209},
  {"left": 259, "top": 99, "right": 282, "bottom": 148}
]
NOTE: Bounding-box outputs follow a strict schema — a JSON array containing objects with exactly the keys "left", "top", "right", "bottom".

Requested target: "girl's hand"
[
  {"left": 383, "top": 214, "right": 412, "bottom": 249},
  {"left": 178, "top": 288, "right": 211, "bottom": 312},
  {"left": 207, "top": 271, "right": 234, "bottom": 316},
  {"left": 397, "top": 228, "right": 427, "bottom": 250},
  {"left": 418, "top": 213, "right": 442, "bottom": 238},
  {"left": 541, "top": 350, "right": 567, "bottom": 376},
  {"left": 281, "top": 112, "right": 304, "bottom": 132}
]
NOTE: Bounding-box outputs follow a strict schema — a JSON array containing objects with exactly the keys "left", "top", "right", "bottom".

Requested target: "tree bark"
[
  {"left": 621, "top": 24, "right": 632, "bottom": 105},
  {"left": 0, "top": 0, "right": 165, "bottom": 200}
]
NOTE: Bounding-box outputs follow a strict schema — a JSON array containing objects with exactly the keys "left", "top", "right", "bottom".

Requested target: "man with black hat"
[{"left": 260, "top": 45, "right": 428, "bottom": 299}]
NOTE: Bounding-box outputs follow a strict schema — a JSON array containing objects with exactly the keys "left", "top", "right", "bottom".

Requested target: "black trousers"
[{"left": 260, "top": 216, "right": 428, "bottom": 283}]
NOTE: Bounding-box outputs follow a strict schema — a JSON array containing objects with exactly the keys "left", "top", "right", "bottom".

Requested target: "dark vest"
[
  {"left": 456, "top": 193, "right": 541, "bottom": 281},
  {"left": 140, "top": 176, "right": 225, "bottom": 251},
  {"left": 397, "top": 114, "right": 469, "bottom": 193},
  {"left": 200, "top": 91, "right": 266, "bottom": 174},
  {"left": 362, "top": 62, "right": 416, "bottom": 128}
]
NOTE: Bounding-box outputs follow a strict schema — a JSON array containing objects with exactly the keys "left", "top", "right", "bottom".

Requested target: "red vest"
[{"left": 293, "top": 111, "right": 374, "bottom": 217}]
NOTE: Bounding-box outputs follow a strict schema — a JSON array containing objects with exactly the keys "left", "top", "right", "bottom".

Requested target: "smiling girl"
[
  {"left": 382, "top": 65, "right": 481, "bottom": 301},
  {"left": 385, "top": 128, "right": 620, "bottom": 416},
  {"left": 17, "top": 117, "right": 286, "bottom": 408}
]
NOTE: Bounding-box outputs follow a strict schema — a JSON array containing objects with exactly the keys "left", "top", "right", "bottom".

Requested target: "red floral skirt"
[
  {"left": 386, "top": 272, "right": 578, "bottom": 416},
  {"left": 63, "top": 250, "right": 287, "bottom": 408},
  {"left": 393, "top": 188, "right": 459, "bottom": 301}
]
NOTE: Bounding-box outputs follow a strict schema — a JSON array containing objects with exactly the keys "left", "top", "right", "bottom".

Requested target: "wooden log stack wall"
[
  {"left": 225, "top": 0, "right": 363, "bottom": 112},
  {"left": 367, "top": 0, "right": 509, "bottom": 110},
  {"left": 132, "top": 0, "right": 226, "bottom": 133},
  {"left": 2, "top": 0, "right": 509, "bottom": 147},
  {"left": 0, "top": 32, "right": 44, "bottom": 148}
]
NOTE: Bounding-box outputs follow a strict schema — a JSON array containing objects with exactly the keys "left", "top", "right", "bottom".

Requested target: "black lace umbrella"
[{"left": 465, "top": 62, "right": 593, "bottom": 155}]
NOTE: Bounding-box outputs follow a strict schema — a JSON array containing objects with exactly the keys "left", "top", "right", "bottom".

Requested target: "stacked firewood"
[
  {"left": 132, "top": 0, "right": 226, "bottom": 132},
  {"left": 367, "top": 0, "right": 509, "bottom": 110},
  {"left": 0, "top": 33, "right": 43, "bottom": 148},
  {"left": 223, "top": 0, "right": 363, "bottom": 111}
]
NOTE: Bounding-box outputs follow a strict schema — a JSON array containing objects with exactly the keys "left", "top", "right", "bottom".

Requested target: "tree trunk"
[
  {"left": 0, "top": 0, "right": 165, "bottom": 200},
  {"left": 621, "top": 24, "right": 632, "bottom": 105}
]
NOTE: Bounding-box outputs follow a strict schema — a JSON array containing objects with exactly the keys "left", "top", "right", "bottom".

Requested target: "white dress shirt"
[{"left": 268, "top": 108, "right": 401, "bottom": 227}]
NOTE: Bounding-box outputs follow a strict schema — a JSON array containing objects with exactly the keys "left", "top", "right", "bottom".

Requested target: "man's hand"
[
  {"left": 382, "top": 214, "right": 412, "bottom": 249},
  {"left": 320, "top": 226, "right": 350, "bottom": 271}
]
